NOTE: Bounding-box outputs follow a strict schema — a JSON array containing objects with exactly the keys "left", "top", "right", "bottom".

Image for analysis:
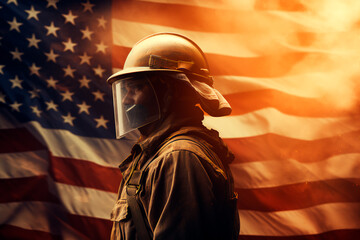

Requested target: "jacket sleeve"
[{"left": 143, "top": 150, "right": 226, "bottom": 240}]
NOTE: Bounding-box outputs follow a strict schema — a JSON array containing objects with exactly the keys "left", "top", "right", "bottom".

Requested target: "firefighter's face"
[{"left": 122, "top": 78, "right": 153, "bottom": 105}]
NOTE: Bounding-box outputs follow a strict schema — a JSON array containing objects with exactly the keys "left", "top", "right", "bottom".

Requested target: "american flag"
[{"left": 1, "top": 0, "right": 360, "bottom": 239}]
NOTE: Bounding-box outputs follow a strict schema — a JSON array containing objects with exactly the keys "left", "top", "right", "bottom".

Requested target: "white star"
[
  {"left": 60, "top": 90, "right": 74, "bottom": 102},
  {"left": 45, "top": 22, "right": 60, "bottom": 37},
  {"left": 45, "top": 100, "right": 58, "bottom": 111},
  {"left": 97, "top": 16, "right": 107, "bottom": 29},
  {"left": 44, "top": 49, "right": 59, "bottom": 62},
  {"left": 95, "top": 41, "right": 108, "bottom": 54},
  {"left": 46, "top": 76, "right": 58, "bottom": 89},
  {"left": 82, "top": 0, "right": 95, "bottom": 13},
  {"left": 46, "top": 0, "right": 59, "bottom": 9},
  {"left": 30, "top": 105, "right": 42, "bottom": 117},
  {"left": 29, "top": 88, "right": 41, "bottom": 99},
  {"left": 9, "top": 75, "right": 23, "bottom": 89},
  {"left": 10, "top": 48, "right": 23, "bottom": 61},
  {"left": 79, "top": 75, "right": 91, "bottom": 88},
  {"left": 7, "top": 0, "right": 18, "bottom": 6},
  {"left": 94, "top": 115, "right": 108, "bottom": 129},
  {"left": 10, "top": 101, "right": 22, "bottom": 112},
  {"left": 93, "top": 65, "right": 105, "bottom": 78},
  {"left": 63, "top": 65, "right": 75, "bottom": 78},
  {"left": 80, "top": 26, "right": 93, "bottom": 40},
  {"left": 77, "top": 101, "right": 91, "bottom": 114},
  {"left": 8, "top": 17, "right": 22, "bottom": 32},
  {"left": 0, "top": 92, "right": 6, "bottom": 103},
  {"left": 29, "top": 63, "right": 41, "bottom": 76},
  {"left": 0, "top": 65, "right": 5, "bottom": 74},
  {"left": 62, "top": 112, "right": 76, "bottom": 126},
  {"left": 79, "top": 52, "right": 92, "bottom": 65},
  {"left": 25, "top": 5, "right": 41, "bottom": 21},
  {"left": 27, "top": 34, "right": 41, "bottom": 49},
  {"left": 92, "top": 90, "right": 105, "bottom": 102},
  {"left": 62, "top": 38, "right": 77, "bottom": 52},
  {"left": 62, "top": 10, "right": 78, "bottom": 25}
]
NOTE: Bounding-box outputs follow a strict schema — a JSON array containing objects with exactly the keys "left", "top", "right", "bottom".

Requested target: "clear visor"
[{"left": 112, "top": 75, "right": 161, "bottom": 138}]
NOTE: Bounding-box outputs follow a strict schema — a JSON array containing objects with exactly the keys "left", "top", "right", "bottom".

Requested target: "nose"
[{"left": 122, "top": 91, "right": 134, "bottom": 105}]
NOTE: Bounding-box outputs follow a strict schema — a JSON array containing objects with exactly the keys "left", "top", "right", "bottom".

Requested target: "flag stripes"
[{"left": 1, "top": 0, "right": 359, "bottom": 239}]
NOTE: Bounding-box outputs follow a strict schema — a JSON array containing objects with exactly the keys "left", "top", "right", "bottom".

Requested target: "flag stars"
[
  {"left": 45, "top": 100, "right": 58, "bottom": 111},
  {"left": 10, "top": 75, "right": 23, "bottom": 89},
  {"left": 60, "top": 90, "right": 74, "bottom": 102},
  {"left": 80, "top": 26, "right": 93, "bottom": 40},
  {"left": 29, "top": 89, "right": 41, "bottom": 99},
  {"left": 8, "top": 17, "right": 22, "bottom": 32},
  {"left": 62, "top": 10, "right": 78, "bottom": 25},
  {"left": 45, "top": 22, "right": 60, "bottom": 37},
  {"left": 77, "top": 101, "right": 91, "bottom": 114},
  {"left": 62, "top": 112, "right": 76, "bottom": 126},
  {"left": 7, "top": 0, "right": 18, "bottom": 5},
  {"left": 46, "top": 76, "right": 58, "bottom": 89},
  {"left": 92, "top": 90, "right": 105, "bottom": 102},
  {"left": 46, "top": 0, "right": 59, "bottom": 9},
  {"left": 0, "top": 65, "right": 5, "bottom": 74},
  {"left": 95, "top": 41, "right": 108, "bottom": 54},
  {"left": 63, "top": 38, "right": 77, "bottom": 52},
  {"left": 25, "top": 5, "right": 41, "bottom": 21},
  {"left": 79, "top": 75, "right": 91, "bottom": 88},
  {"left": 82, "top": 0, "right": 95, "bottom": 13},
  {"left": 45, "top": 49, "right": 59, "bottom": 62},
  {"left": 0, "top": 92, "right": 6, "bottom": 103},
  {"left": 27, "top": 34, "right": 41, "bottom": 49},
  {"left": 30, "top": 105, "right": 42, "bottom": 117},
  {"left": 97, "top": 16, "right": 107, "bottom": 29},
  {"left": 63, "top": 65, "right": 76, "bottom": 78},
  {"left": 79, "top": 52, "right": 92, "bottom": 65},
  {"left": 10, "top": 48, "right": 24, "bottom": 61},
  {"left": 10, "top": 101, "right": 22, "bottom": 112},
  {"left": 93, "top": 65, "right": 105, "bottom": 78},
  {"left": 29, "top": 63, "right": 41, "bottom": 76},
  {"left": 94, "top": 115, "right": 108, "bottom": 129}
]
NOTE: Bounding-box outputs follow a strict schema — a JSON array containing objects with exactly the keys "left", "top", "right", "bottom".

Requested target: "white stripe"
[
  {"left": 231, "top": 153, "right": 360, "bottom": 189},
  {"left": 239, "top": 202, "right": 360, "bottom": 236},
  {"left": 203, "top": 108, "right": 360, "bottom": 140},
  {"left": 25, "top": 121, "right": 137, "bottom": 168},
  {"left": 0, "top": 150, "right": 49, "bottom": 178},
  {"left": 213, "top": 73, "right": 345, "bottom": 98},
  {"left": 55, "top": 182, "right": 117, "bottom": 219},
  {"left": 137, "top": 0, "right": 257, "bottom": 10},
  {"left": 0, "top": 201, "right": 85, "bottom": 239},
  {"left": 112, "top": 19, "right": 260, "bottom": 58}
]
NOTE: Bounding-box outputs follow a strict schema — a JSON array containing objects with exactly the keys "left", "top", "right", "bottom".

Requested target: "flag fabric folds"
[{"left": 1, "top": 0, "right": 360, "bottom": 239}]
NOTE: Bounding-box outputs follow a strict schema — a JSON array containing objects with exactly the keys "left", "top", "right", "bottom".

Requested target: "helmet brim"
[{"left": 107, "top": 67, "right": 182, "bottom": 84}]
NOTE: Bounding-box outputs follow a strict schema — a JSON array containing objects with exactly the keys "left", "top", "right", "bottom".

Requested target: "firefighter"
[{"left": 108, "top": 33, "right": 240, "bottom": 240}]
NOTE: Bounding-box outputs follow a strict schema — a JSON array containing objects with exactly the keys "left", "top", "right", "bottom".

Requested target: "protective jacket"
[{"left": 110, "top": 108, "right": 240, "bottom": 240}]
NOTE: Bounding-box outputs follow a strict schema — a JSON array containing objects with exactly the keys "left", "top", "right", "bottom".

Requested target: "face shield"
[{"left": 112, "top": 75, "right": 161, "bottom": 138}]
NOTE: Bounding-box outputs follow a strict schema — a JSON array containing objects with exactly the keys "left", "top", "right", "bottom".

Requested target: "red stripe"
[
  {"left": 50, "top": 155, "right": 122, "bottom": 193},
  {"left": 111, "top": 45, "right": 309, "bottom": 78},
  {"left": 0, "top": 128, "right": 46, "bottom": 153},
  {"left": 0, "top": 176, "right": 59, "bottom": 203},
  {"left": 67, "top": 214, "right": 112, "bottom": 240},
  {"left": 225, "top": 89, "right": 355, "bottom": 117},
  {"left": 254, "top": 0, "right": 307, "bottom": 11},
  {"left": 236, "top": 178, "right": 360, "bottom": 211},
  {"left": 238, "top": 229, "right": 360, "bottom": 240},
  {"left": 0, "top": 224, "right": 61, "bottom": 240},
  {"left": 111, "top": 1, "right": 307, "bottom": 34},
  {"left": 225, "top": 131, "right": 360, "bottom": 163}
]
